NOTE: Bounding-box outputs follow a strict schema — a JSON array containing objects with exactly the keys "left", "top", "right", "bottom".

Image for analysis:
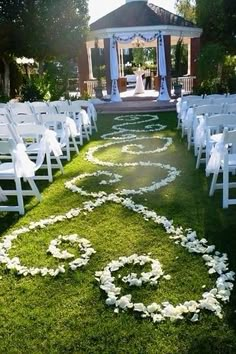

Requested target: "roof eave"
[{"left": 87, "top": 25, "right": 202, "bottom": 42}]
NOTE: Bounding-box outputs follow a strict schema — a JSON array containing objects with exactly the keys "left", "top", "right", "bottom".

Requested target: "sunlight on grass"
[{"left": 0, "top": 112, "right": 235, "bottom": 354}]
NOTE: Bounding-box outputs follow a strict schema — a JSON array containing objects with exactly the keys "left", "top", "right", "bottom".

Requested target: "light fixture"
[{"left": 131, "top": 38, "right": 145, "bottom": 48}]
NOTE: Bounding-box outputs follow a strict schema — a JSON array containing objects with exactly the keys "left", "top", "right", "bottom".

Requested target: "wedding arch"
[{"left": 79, "top": 0, "right": 202, "bottom": 101}]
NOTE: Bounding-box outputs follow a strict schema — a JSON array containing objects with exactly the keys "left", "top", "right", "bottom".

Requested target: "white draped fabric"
[
  {"left": 35, "top": 129, "right": 62, "bottom": 170},
  {"left": 13, "top": 143, "right": 35, "bottom": 178},
  {"left": 109, "top": 31, "right": 170, "bottom": 102},
  {"left": 157, "top": 34, "right": 170, "bottom": 101},
  {"left": 110, "top": 39, "right": 122, "bottom": 102},
  {"left": 194, "top": 116, "right": 206, "bottom": 146},
  {"left": 206, "top": 141, "right": 226, "bottom": 174}
]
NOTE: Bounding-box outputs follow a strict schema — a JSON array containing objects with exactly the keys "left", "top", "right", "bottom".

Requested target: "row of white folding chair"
[
  {"left": 0, "top": 122, "right": 63, "bottom": 182},
  {"left": 0, "top": 139, "right": 42, "bottom": 215},
  {"left": 181, "top": 102, "right": 236, "bottom": 139},
  {"left": 7, "top": 100, "right": 97, "bottom": 140},
  {"left": 15, "top": 123, "right": 64, "bottom": 182},
  {"left": 51, "top": 100, "right": 97, "bottom": 131},
  {"left": 6, "top": 102, "right": 80, "bottom": 161},
  {"left": 4, "top": 100, "right": 98, "bottom": 161},
  {"left": 177, "top": 96, "right": 236, "bottom": 129},
  {"left": 191, "top": 105, "right": 236, "bottom": 153},
  {"left": 195, "top": 114, "right": 236, "bottom": 169},
  {"left": 183, "top": 104, "right": 224, "bottom": 150},
  {"left": 206, "top": 127, "right": 236, "bottom": 208}
]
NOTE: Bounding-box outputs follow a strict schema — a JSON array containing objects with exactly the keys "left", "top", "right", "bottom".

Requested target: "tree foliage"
[
  {"left": 175, "top": 0, "right": 196, "bottom": 23},
  {"left": 0, "top": 0, "right": 89, "bottom": 60}
]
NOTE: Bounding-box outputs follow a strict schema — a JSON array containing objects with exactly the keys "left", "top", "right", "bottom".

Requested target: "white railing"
[
  {"left": 84, "top": 79, "right": 106, "bottom": 97},
  {"left": 84, "top": 76, "right": 196, "bottom": 97},
  {"left": 171, "top": 76, "right": 196, "bottom": 94}
]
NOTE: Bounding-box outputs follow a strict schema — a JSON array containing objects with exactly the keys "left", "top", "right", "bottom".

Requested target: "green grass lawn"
[{"left": 0, "top": 112, "right": 235, "bottom": 354}]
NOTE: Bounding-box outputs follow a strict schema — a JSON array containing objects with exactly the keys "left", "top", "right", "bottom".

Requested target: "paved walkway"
[{"left": 93, "top": 90, "right": 176, "bottom": 114}]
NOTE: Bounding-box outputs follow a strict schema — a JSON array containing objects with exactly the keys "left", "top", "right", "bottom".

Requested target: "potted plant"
[
  {"left": 173, "top": 37, "right": 184, "bottom": 97},
  {"left": 93, "top": 39, "right": 103, "bottom": 99}
]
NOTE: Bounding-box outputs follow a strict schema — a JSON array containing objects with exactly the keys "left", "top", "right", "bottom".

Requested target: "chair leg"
[
  {"left": 196, "top": 145, "right": 203, "bottom": 169},
  {"left": 92, "top": 119, "right": 98, "bottom": 132},
  {"left": 15, "top": 177, "right": 25, "bottom": 215},
  {"left": 223, "top": 165, "right": 229, "bottom": 208},
  {"left": 27, "top": 178, "right": 42, "bottom": 202},
  {"left": 46, "top": 151, "right": 53, "bottom": 182},
  {"left": 209, "top": 170, "right": 219, "bottom": 196},
  {"left": 71, "top": 136, "right": 79, "bottom": 154},
  {"left": 55, "top": 156, "right": 64, "bottom": 174}
]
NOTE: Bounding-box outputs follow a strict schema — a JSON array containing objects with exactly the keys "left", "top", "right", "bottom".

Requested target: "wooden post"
[
  {"left": 163, "top": 35, "right": 171, "bottom": 96},
  {"left": 104, "top": 38, "right": 112, "bottom": 95},
  {"left": 190, "top": 37, "right": 201, "bottom": 87},
  {"left": 78, "top": 41, "right": 89, "bottom": 96}
]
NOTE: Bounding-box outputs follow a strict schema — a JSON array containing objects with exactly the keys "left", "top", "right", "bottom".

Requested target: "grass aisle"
[{"left": 0, "top": 112, "right": 235, "bottom": 354}]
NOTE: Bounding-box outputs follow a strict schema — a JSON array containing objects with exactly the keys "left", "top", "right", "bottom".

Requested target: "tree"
[
  {"left": 223, "top": 0, "right": 236, "bottom": 53},
  {"left": 175, "top": 0, "right": 196, "bottom": 23},
  {"left": 175, "top": 0, "right": 236, "bottom": 93},
  {"left": 0, "top": 0, "right": 89, "bottom": 96}
]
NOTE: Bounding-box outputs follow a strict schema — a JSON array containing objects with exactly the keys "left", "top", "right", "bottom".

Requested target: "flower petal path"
[{"left": 0, "top": 114, "right": 234, "bottom": 323}]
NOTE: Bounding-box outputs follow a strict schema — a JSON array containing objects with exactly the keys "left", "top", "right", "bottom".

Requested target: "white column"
[
  {"left": 121, "top": 48, "right": 124, "bottom": 77},
  {"left": 87, "top": 47, "right": 94, "bottom": 80},
  {"left": 187, "top": 41, "right": 191, "bottom": 75},
  {"left": 118, "top": 46, "right": 122, "bottom": 77}
]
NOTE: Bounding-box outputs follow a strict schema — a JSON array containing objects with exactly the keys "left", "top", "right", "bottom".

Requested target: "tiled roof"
[{"left": 90, "top": 1, "right": 196, "bottom": 31}]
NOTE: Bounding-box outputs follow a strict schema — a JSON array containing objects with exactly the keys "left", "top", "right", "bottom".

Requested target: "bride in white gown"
[{"left": 134, "top": 67, "right": 145, "bottom": 95}]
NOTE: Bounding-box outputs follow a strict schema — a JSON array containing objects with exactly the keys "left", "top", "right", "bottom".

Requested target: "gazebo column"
[
  {"left": 156, "top": 35, "right": 171, "bottom": 95},
  {"left": 190, "top": 37, "right": 201, "bottom": 87},
  {"left": 104, "top": 38, "right": 112, "bottom": 95},
  {"left": 87, "top": 47, "right": 94, "bottom": 80},
  {"left": 163, "top": 35, "right": 171, "bottom": 96},
  {"left": 187, "top": 41, "right": 191, "bottom": 75},
  {"left": 78, "top": 41, "right": 90, "bottom": 95}
]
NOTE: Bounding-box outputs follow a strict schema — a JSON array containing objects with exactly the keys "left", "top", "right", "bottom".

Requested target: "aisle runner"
[{"left": 0, "top": 114, "right": 234, "bottom": 323}]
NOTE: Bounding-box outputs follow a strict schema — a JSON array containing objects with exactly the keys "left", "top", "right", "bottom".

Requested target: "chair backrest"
[
  {"left": 11, "top": 113, "right": 39, "bottom": 125},
  {"left": 50, "top": 100, "right": 70, "bottom": 114},
  {"left": 0, "top": 139, "right": 15, "bottom": 155},
  {"left": 15, "top": 123, "right": 46, "bottom": 140},
  {"left": 225, "top": 103, "right": 236, "bottom": 114},
  {"left": 187, "top": 98, "right": 211, "bottom": 108},
  {"left": 223, "top": 128, "right": 236, "bottom": 153},
  {"left": 0, "top": 107, "right": 11, "bottom": 124},
  {"left": 195, "top": 104, "right": 223, "bottom": 116},
  {"left": 0, "top": 123, "right": 20, "bottom": 142},
  {"left": 8, "top": 102, "right": 33, "bottom": 116},
  {"left": 205, "top": 94, "right": 225, "bottom": 99},
  {"left": 30, "top": 102, "right": 56, "bottom": 115}
]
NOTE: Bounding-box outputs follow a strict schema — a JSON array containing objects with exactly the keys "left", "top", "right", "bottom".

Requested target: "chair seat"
[
  {"left": 227, "top": 154, "right": 236, "bottom": 166},
  {"left": 0, "top": 162, "right": 15, "bottom": 176},
  {"left": 26, "top": 142, "right": 40, "bottom": 153},
  {"left": 210, "top": 133, "right": 223, "bottom": 144}
]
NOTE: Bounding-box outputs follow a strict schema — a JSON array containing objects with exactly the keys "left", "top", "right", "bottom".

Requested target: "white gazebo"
[{"left": 78, "top": 0, "right": 202, "bottom": 101}]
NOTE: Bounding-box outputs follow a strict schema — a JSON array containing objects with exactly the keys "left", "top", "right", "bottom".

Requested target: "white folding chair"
[
  {"left": 207, "top": 128, "right": 236, "bottom": 208},
  {"left": 0, "top": 140, "right": 41, "bottom": 215},
  {"left": 74, "top": 100, "right": 98, "bottom": 132},
  {"left": 195, "top": 114, "right": 228, "bottom": 169},
  {"left": 40, "top": 113, "right": 79, "bottom": 161},
  {"left": 15, "top": 124, "right": 64, "bottom": 182},
  {"left": 69, "top": 101, "right": 92, "bottom": 139},
  {"left": 8, "top": 102, "right": 33, "bottom": 116},
  {"left": 189, "top": 104, "right": 224, "bottom": 153},
  {"left": 50, "top": 100, "right": 71, "bottom": 114}
]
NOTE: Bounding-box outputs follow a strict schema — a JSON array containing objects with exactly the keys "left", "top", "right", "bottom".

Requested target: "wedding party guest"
[{"left": 145, "top": 67, "right": 151, "bottom": 90}]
